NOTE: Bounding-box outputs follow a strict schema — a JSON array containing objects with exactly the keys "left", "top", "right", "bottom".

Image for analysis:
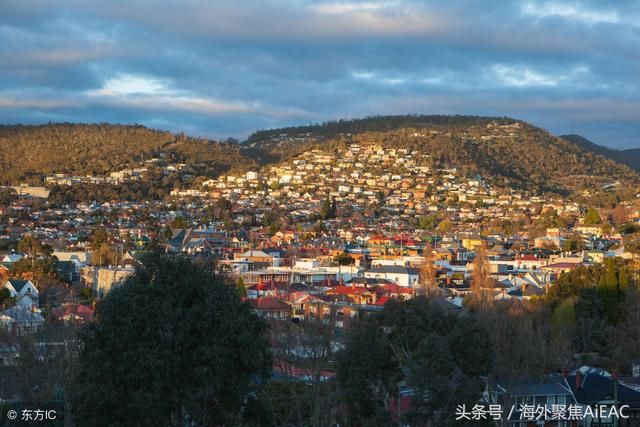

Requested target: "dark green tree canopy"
[
  {"left": 69, "top": 254, "right": 271, "bottom": 426},
  {"left": 337, "top": 297, "right": 492, "bottom": 426}
]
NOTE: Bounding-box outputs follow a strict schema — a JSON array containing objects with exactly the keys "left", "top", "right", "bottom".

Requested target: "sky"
[{"left": 0, "top": 0, "right": 639, "bottom": 148}]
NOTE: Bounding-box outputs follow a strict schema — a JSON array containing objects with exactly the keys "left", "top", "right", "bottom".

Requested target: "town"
[{"left": 1, "top": 120, "right": 640, "bottom": 425}]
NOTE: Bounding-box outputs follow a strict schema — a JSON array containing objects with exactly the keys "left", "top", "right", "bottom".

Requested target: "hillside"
[
  {"left": 0, "top": 118, "right": 638, "bottom": 197},
  {"left": 0, "top": 123, "right": 254, "bottom": 184},
  {"left": 245, "top": 116, "right": 640, "bottom": 195},
  {"left": 560, "top": 134, "right": 640, "bottom": 171}
]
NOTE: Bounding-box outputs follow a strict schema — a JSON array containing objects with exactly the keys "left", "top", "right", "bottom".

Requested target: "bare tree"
[
  {"left": 471, "top": 241, "right": 493, "bottom": 307},
  {"left": 419, "top": 243, "right": 437, "bottom": 295}
]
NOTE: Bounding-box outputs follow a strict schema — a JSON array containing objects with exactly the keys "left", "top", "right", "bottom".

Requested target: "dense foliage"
[
  {"left": 68, "top": 254, "right": 272, "bottom": 426},
  {"left": 337, "top": 297, "right": 492, "bottom": 426},
  {"left": 561, "top": 134, "right": 640, "bottom": 172}
]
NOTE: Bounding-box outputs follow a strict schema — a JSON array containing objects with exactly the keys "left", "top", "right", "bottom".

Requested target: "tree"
[
  {"left": 68, "top": 255, "right": 272, "bottom": 426},
  {"left": 471, "top": 242, "right": 493, "bottom": 307},
  {"left": 436, "top": 219, "right": 452, "bottom": 234},
  {"left": 583, "top": 208, "right": 602, "bottom": 225},
  {"left": 337, "top": 297, "right": 492, "bottom": 426},
  {"left": 18, "top": 233, "right": 44, "bottom": 258},
  {"left": 170, "top": 216, "right": 188, "bottom": 229},
  {"left": 0, "top": 187, "right": 17, "bottom": 206},
  {"left": 89, "top": 229, "right": 110, "bottom": 251},
  {"left": 320, "top": 197, "right": 337, "bottom": 219},
  {"left": 334, "top": 252, "right": 355, "bottom": 266},
  {"left": 419, "top": 243, "right": 436, "bottom": 294}
]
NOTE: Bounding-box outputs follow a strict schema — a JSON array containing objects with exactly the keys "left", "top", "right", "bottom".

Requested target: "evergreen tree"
[{"left": 68, "top": 255, "right": 271, "bottom": 426}]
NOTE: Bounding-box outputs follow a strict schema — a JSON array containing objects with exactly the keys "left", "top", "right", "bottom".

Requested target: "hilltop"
[{"left": 0, "top": 123, "right": 253, "bottom": 184}]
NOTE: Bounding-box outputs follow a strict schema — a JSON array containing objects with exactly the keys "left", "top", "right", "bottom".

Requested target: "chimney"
[
  {"left": 576, "top": 371, "right": 582, "bottom": 390},
  {"left": 562, "top": 367, "right": 569, "bottom": 378}
]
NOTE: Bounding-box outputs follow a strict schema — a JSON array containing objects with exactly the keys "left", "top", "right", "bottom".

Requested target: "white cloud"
[
  {"left": 492, "top": 64, "right": 591, "bottom": 88},
  {"left": 91, "top": 74, "right": 168, "bottom": 96},
  {"left": 493, "top": 65, "right": 560, "bottom": 87},
  {"left": 522, "top": 2, "right": 621, "bottom": 24}
]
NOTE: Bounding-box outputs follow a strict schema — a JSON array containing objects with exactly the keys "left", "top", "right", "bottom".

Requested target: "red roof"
[
  {"left": 248, "top": 297, "right": 290, "bottom": 311},
  {"left": 375, "top": 295, "right": 393, "bottom": 306},
  {"left": 52, "top": 303, "right": 94, "bottom": 323},
  {"left": 378, "top": 283, "right": 414, "bottom": 295},
  {"left": 327, "top": 286, "right": 372, "bottom": 296}
]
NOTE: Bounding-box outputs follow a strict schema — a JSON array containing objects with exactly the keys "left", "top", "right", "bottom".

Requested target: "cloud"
[
  {"left": 0, "top": 0, "right": 638, "bottom": 147},
  {"left": 521, "top": 2, "right": 622, "bottom": 25}
]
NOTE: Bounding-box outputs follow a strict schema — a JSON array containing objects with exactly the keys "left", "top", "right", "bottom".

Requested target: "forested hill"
[
  {"left": 1, "top": 118, "right": 638, "bottom": 196},
  {"left": 0, "top": 123, "right": 254, "bottom": 183},
  {"left": 560, "top": 134, "right": 640, "bottom": 172},
  {"left": 244, "top": 115, "right": 640, "bottom": 195}
]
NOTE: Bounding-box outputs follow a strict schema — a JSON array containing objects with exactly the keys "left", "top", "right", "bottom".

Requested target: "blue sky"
[{"left": 1, "top": 0, "right": 639, "bottom": 148}]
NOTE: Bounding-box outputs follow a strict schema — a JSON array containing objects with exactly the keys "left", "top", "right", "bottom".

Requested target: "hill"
[
  {"left": 0, "top": 123, "right": 254, "bottom": 184},
  {"left": 560, "top": 134, "right": 640, "bottom": 171},
  {"left": 245, "top": 116, "right": 639, "bottom": 196},
  {"left": 0, "top": 118, "right": 637, "bottom": 198}
]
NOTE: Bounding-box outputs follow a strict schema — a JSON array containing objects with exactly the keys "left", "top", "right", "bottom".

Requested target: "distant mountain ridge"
[{"left": 560, "top": 134, "right": 640, "bottom": 171}]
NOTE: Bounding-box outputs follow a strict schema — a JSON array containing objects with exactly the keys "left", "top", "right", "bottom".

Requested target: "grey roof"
[
  {"left": 6, "top": 279, "right": 31, "bottom": 293},
  {"left": 568, "top": 367, "right": 640, "bottom": 407},
  {"left": 507, "top": 377, "right": 572, "bottom": 397}
]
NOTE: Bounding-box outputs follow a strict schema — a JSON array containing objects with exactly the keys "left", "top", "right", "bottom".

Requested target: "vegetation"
[
  {"left": 1, "top": 119, "right": 637, "bottom": 199},
  {"left": 337, "top": 297, "right": 492, "bottom": 426},
  {"left": 68, "top": 254, "right": 272, "bottom": 426},
  {"left": 246, "top": 116, "right": 639, "bottom": 196},
  {"left": 0, "top": 123, "right": 253, "bottom": 184},
  {"left": 561, "top": 134, "right": 640, "bottom": 172}
]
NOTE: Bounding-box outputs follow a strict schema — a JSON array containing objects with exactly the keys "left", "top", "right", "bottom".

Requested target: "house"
[
  {"left": 0, "top": 305, "right": 45, "bottom": 335},
  {"left": 1, "top": 253, "right": 22, "bottom": 267},
  {"left": 542, "top": 262, "right": 583, "bottom": 282},
  {"left": 3, "top": 279, "right": 38, "bottom": 309},
  {"left": 248, "top": 297, "right": 291, "bottom": 320},
  {"left": 326, "top": 286, "right": 375, "bottom": 305},
  {"left": 364, "top": 265, "right": 420, "bottom": 287},
  {"left": 461, "top": 235, "right": 484, "bottom": 250},
  {"left": 566, "top": 366, "right": 640, "bottom": 427},
  {"left": 52, "top": 303, "right": 95, "bottom": 324},
  {"left": 95, "top": 266, "right": 135, "bottom": 297},
  {"left": 490, "top": 374, "right": 576, "bottom": 426},
  {"left": 235, "top": 250, "right": 275, "bottom": 268}
]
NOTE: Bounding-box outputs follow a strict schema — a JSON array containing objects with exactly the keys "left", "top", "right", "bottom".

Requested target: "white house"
[
  {"left": 364, "top": 265, "right": 419, "bottom": 287},
  {"left": 3, "top": 279, "right": 39, "bottom": 309}
]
